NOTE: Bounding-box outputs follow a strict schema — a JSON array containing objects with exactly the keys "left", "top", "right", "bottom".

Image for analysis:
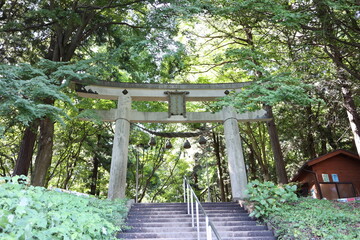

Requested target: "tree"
[
  {"left": 0, "top": 60, "right": 76, "bottom": 177},
  {"left": 223, "top": 0, "right": 360, "bottom": 155},
  {"left": 178, "top": 0, "right": 359, "bottom": 183},
  {"left": 125, "top": 125, "right": 191, "bottom": 202},
  {"left": 307, "top": 0, "right": 360, "bottom": 155},
  {"left": 0, "top": 0, "right": 191, "bottom": 186},
  {"left": 179, "top": 2, "right": 316, "bottom": 183}
]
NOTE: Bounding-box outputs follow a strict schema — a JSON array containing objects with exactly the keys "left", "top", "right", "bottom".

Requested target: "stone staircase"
[{"left": 117, "top": 202, "right": 275, "bottom": 240}]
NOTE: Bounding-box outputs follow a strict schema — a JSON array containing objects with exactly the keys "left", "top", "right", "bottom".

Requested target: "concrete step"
[
  {"left": 126, "top": 216, "right": 253, "bottom": 222},
  {"left": 127, "top": 220, "right": 258, "bottom": 228},
  {"left": 130, "top": 207, "right": 247, "bottom": 213},
  {"left": 117, "top": 238, "right": 276, "bottom": 240},
  {"left": 131, "top": 205, "right": 186, "bottom": 209},
  {"left": 131, "top": 203, "right": 245, "bottom": 210},
  {"left": 117, "top": 230, "right": 274, "bottom": 238},
  {"left": 130, "top": 208, "right": 247, "bottom": 213},
  {"left": 125, "top": 225, "right": 268, "bottom": 233},
  {"left": 118, "top": 202, "right": 274, "bottom": 240},
  {"left": 131, "top": 203, "right": 242, "bottom": 209},
  {"left": 132, "top": 203, "right": 186, "bottom": 207},
  {"left": 127, "top": 212, "right": 250, "bottom": 218},
  {"left": 127, "top": 210, "right": 187, "bottom": 215}
]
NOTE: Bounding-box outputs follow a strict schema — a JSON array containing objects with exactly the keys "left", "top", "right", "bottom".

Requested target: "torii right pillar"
[{"left": 222, "top": 106, "right": 248, "bottom": 200}]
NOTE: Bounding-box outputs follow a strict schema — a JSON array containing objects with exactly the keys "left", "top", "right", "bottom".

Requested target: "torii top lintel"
[{"left": 74, "top": 80, "right": 252, "bottom": 101}]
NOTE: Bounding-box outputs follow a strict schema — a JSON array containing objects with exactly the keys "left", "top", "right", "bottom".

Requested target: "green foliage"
[
  {"left": 0, "top": 59, "right": 96, "bottom": 129},
  {"left": 215, "top": 73, "right": 319, "bottom": 113},
  {"left": 45, "top": 120, "right": 113, "bottom": 193},
  {"left": 247, "top": 181, "right": 360, "bottom": 239},
  {"left": 246, "top": 180, "right": 298, "bottom": 218},
  {"left": 0, "top": 176, "right": 128, "bottom": 240},
  {"left": 267, "top": 198, "right": 360, "bottom": 240},
  {"left": 126, "top": 133, "right": 191, "bottom": 203}
]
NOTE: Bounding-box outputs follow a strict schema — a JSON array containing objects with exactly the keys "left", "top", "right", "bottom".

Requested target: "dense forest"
[{"left": 0, "top": 0, "right": 359, "bottom": 202}]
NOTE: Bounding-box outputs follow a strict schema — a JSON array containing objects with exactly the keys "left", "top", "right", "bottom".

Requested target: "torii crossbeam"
[{"left": 74, "top": 80, "right": 271, "bottom": 200}]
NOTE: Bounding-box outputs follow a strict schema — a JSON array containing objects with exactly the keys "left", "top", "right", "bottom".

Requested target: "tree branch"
[
  {"left": 189, "top": 60, "right": 240, "bottom": 74},
  {"left": 324, "top": 47, "right": 360, "bottom": 81},
  {"left": 77, "top": 0, "right": 146, "bottom": 11},
  {"left": 1, "top": 21, "right": 56, "bottom": 33},
  {"left": 150, "top": 150, "right": 182, "bottom": 202}
]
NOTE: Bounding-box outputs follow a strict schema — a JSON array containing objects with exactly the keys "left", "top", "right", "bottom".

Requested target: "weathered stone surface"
[
  {"left": 222, "top": 106, "right": 248, "bottom": 200},
  {"left": 75, "top": 80, "right": 251, "bottom": 101},
  {"left": 108, "top": 94, "right": 131, "bottom": 200},
  {"left": 89, "top": 109, "right": 270, "bottom": 123}
]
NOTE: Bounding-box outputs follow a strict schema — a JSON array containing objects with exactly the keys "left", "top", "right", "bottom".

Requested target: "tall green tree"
[
  {"left": 180, "top": 2, "right": 313, "bottom": 183},
  {"left": 0, "top": 60, "right": 89, "bottom": 177},
  {"left": 210, "top": 0, "right": 360, "bottom": 155},
  {"left": 0, "top": 0, "right": 192, "bottom": 186},
  {"left": 179, "top": 0, "right": 359, "bottom": 183},
  {"left": 294, "top": 0, "right": 360, "bottom": 155}
]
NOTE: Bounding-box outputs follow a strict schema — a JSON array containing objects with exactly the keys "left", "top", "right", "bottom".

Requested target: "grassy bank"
[
  {"left": 266, "top": 198, "right": 360, "bottom": 239},
  {"left": 246, "top": 180, "right": 360, "bottom": 240}
]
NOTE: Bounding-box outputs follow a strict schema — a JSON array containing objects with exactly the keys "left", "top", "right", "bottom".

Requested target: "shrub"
[
  {"left": 245, "top": 180, "right": 298, "bottom": 218},
  {"left": 0, "top": 176, "right": 128, "bottom": 240},
  {"left": 268, "top": 198, "right": 360, "bottom": 239},
  {"left": 245, "top": 180, "right": 360, "bottom": 239}
]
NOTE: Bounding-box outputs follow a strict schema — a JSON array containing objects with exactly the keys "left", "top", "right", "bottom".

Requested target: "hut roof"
[{"left": 291, "top": 149, "right": 359, "bottom": 182}]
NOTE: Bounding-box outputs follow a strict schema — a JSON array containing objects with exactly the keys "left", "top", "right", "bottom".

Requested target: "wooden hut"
[{"left": 291, "top": 149, "right": 360, "bottom": 200}]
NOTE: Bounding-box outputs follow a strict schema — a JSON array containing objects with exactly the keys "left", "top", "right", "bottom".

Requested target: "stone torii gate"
[{"left": 75, "top": 81, "right": 271, "bottom": 201}]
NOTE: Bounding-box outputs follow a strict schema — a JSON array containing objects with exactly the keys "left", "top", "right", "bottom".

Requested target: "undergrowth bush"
[
  {"left": 246, "top": 180, "right": 360, "bottom": 239},
  {"left": 0, "top": 176, "right": 129, "bottom": 240},
  {"left": 268, "top": 198, "right": 360, "bottom": 240},
  {"left": 246, "top": 180, "right": 298, "bottom": 218}
]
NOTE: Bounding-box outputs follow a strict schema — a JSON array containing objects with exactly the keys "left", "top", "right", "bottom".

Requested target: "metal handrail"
[{"left": 183, "top": 177, "right": 222, "bottom": 240}]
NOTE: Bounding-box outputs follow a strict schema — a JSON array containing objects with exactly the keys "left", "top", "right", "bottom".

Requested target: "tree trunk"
[
  {"left": 331, "top": 49, "right": 360, "bottom": 156},
  {"left": 90, "top": 156, "right": 99, "bottom": 195},
  {"left": 247, "top": 148, "right": 257, "bottom": 181},
  {"left": 89, "top": 134, "right": 101, "bottom": 195},
  {"left": 264, "top": 105, "right": 288, "bottom": 184},
  {"left": 12, "top": 121, "right": 39, "bottom": 176},
  {"left": 212, "top": 132, "right": 226, "bottom": 202},
  {"left": 62, "top": 156, "right": 78, "bottom": 190},
  {"left": 31, "top": 117, "right": 55, "bottom": 186},
  {"left": 305, "top": 106, "right": 317, "bottom": 159},
  {"left": 340, "top": 81, "right": 360, "bottom": 156},
  {"left": 241, "top": 131, "right": 257, "bottom": 180},
  {"left": 313, "top": 0, "right": 360, "bottom": 156},
  {"left": 219, "top": 137, "right": 230, "bottom": 200},
  {"left": 243, "top": 122, "right": 271, "bottom": 181},
  {"left": 138, "top": 146, "right": 165, "bottom": 203}
]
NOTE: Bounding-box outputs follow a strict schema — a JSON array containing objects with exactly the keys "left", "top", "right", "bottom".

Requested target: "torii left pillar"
[
  {"left": 108, "top": 94, "right": 131, "bottom": 200},
  {"left": 222, "top": 106, "right": 248, "bottom": 200}
]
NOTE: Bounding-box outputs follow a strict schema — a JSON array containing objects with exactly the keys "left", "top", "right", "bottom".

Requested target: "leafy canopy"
[{"left": 0, "top": 59, "right": 96, "bottom": 133}]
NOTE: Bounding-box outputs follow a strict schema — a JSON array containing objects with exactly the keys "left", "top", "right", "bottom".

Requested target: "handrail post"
[
  {"left": 191, "top": 189, "right": 194, "bottom": 227},
  {"left": 206, "top": 216, "right": 212, "bottom": 240},
  {"left": 183, "top": 178, "right": 186, "bottom": 203},
  {"left": 196, "top": 202, "right": 200, "bottom": 240},
  {"left": 187, "top": 185, "right": 190, "bottom": 214},
  {"left": 184, "top": 176, "right": 221, "bottom": 240}
]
